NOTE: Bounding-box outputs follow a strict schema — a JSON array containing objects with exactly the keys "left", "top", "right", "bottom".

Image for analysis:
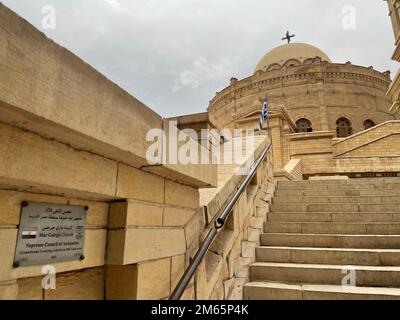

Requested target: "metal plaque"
[{"left": 14, "top": 202, "right": 87, "bottom": 267}]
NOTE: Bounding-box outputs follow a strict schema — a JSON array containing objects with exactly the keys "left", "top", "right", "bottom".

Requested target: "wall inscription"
[{"left": 14, "top": 202, "right": 87, "bottom": 267}]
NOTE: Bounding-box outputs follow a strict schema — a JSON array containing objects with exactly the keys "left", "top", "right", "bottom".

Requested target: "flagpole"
[{"left": 266, "top": 97, "right": 272, "bottom": 144}]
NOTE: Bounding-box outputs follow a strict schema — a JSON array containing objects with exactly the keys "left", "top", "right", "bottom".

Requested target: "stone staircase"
[{"left": 243, "top": 177, "right": 400, "bottom": 300}]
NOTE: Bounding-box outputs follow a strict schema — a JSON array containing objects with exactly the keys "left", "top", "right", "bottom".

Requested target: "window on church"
[
  {"left": 295, "top": 118, "right": 313, "bottom": 133},
  {"left": 336, "top": 117, "right": 353, "bottom": 138},
  {"left": 363, "top": 119, "right": 375, "bottom": 130}
]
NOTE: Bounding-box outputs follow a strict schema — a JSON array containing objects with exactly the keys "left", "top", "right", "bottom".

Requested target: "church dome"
[{"left": 254, "top": 43, "right": 332, "bottom": 73}]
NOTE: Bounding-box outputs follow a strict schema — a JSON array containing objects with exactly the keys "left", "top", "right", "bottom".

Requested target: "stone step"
[
  {"left": 260, "top": 233, "right": 400, "bottom": 249},
  {"left": 267, "top": 212, "right": 400, "bottom": 223},
  {"left": 276, "top": 185, "right": 400, "bottom": 193},
  {"left": 256, "top": 246, "right": 400, "bottom": 266},
  {"left": 243, "top": 282, "right": 400, "bottom": 300},
  {"left": 274, "top": 189, "right": 400, "bottom": 197},
  {"left": 272, "top": 195, "right": 400, "bottom": 205},
  {"left": 264, "top": 222, "right": 400, "bottom": 234},
  {"left": 277, "top": 180, "right": 400, "bottom": 189},
  {"left": 270, "top": 203, "right": 400, "bottom": 213},
  {"left": 250, "top": 262, "right": 400, "bottom": 287},
  {"left": 277, "top": 177, "right": 400, "bottom": 187}
]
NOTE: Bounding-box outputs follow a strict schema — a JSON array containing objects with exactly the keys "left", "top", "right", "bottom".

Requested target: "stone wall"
[
  {"left": 283, "top": 121, "right": 400, "bottom": 178},
  {"left": 274, "top": 159, "right": 303, "bottom": 181},
  {"left": 195, "top": 136, "right": 275, "bottom": 300},
  {"left": 0, "top": 4, "right": 276, "bottom": 301},
  {"left": 209, "top": 58, "right": 394, "bottom": 133},
  {"left": 0, "top": 3, "right": 218, "bottom": 300}
]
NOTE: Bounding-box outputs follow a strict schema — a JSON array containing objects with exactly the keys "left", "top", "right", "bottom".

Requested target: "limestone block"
[
  {"left": 0, "top": 228, "right": 106, "bottom": 282},
  {"left": 164, "top": 206, "right": 196, "bottom": 227},
  {"left": 136, "top": 259, "right": 171, "bottom": 300},
  {"left": 171, "top": 255, "right": 186, "bottom": 292},
  {"left": 238, "top": 195, "right": 248, "bottom": 227},
  {"left": 202, "top": 178, "right": 237, "bottom": 223},
  {"left": 227, "top": 238, "right": 242, "bottom": 278},
  {"left": 107, "top": 228, "right": 186, "bottom": 265},
  {"left": 237, "top": 257, "right": 252, "bottom": 279},
  {"left": 194, "top": 260, "right": 208, "bottom": 300},
  {"left": 106, "top": 265, "right": 137, "bottom": 300},
  {"left": 228, "top": 278, "right": 247, "bottom": 300},
  {"left": 44, "top": 267, "right": 104, "bottom": 300},
  {"left": 250, "top": 217, "right": 264, "bottom": 231},
  {"left": 184, "top": 213, "right": 202, "bottom": 247},
  {"left": 69, "top": 199, "right": 108, "bottom": 228},
  {"left": 210, "top": 230, "right": 235, "bottom": 259},
  {"left": 247, "top": 227, "right": 261, "bottom": 244},
  {"left": 180, "top": 284, "right": 195, "bottom": 300},
  {"left": 225, "top": 206, "right": 240, "bottom": 237},
  {"left": 165, "top": 180, "right": 199, "bottom": 209},
  {"left": 17, "top": 277, "right": 43, "bottom": 300},
  {"left": 0, "top": 122, "right": 118, "bottom": 198},
  {"left": 203, "top": 251, "right": 225, "bottom": 299},
  {"left": 0, "top": 228, "right": 18, "bottom": 282},
  {"left": 146, "top": 120, "right": 217, "bottom": 188},
  {"left": 108, "top": 200, "right": 163, "bottom": 228},
  {"left": 256, "top": 206, "right": 269, "bottom": 218},
  {"left": 0, "top": 190, "right": 67, "bottom": 226},
  {"left": 186, "top": 238, "right": 199, "bottom": 266},
  {"left": 224, "top": 278, "right": 235, "bottom": 300},
  {"left": 210, "top": 274, "right": 225, "bottom": 300},
  {"left": 0, "top": 280, "right": 18, "bottom": 300},
  {"left": 116, "top": 164, "right": 164, "bottom": 204}
]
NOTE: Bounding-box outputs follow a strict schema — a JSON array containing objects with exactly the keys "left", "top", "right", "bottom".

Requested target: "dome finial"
[{"left": 282, "top": 30, "right": 296, "bottom": 44}]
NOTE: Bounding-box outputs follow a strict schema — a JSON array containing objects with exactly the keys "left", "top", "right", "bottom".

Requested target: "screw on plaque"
[
  {"left": 80, "top": 255, "right": 85, "bottom": 261},
  {"left": 84, "top": 206, "right": 89, "bottom": 211},
  {"left": 21, "top": 201, "right": 29, "bottom": 208},
  {"left": 13, "top": 261, "right": 20, "bottom": 268}
]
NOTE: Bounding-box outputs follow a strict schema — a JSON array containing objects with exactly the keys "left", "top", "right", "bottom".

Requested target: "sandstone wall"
[
  {"left": 195, "top": 136, "right": 275, "bottom": 300},
  {"left": 0, "top": 3, "right": 218, "bottom": 300},
  {"left": 284, "top": 121, "right": 400, "bottom": 178}
]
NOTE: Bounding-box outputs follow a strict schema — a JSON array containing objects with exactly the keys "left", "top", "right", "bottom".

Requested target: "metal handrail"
[{"left": 169, "top": 141, "right": 272, "bottom": 300}]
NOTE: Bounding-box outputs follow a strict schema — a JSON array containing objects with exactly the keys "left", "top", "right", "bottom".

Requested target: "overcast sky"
[{"left": 2, "top": 0, "right": 398, "bottom": 117}]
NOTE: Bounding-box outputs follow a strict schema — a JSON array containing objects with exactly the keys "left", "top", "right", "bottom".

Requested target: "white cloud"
[
  {"left": 172, "top": 55, "right": 240, "bottom": 92},
  {"left": 1, "top": 0, "right": 397, "bottom": 117}
]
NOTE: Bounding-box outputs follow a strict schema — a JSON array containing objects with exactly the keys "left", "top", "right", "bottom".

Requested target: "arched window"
[
  {"left": 364, "top": 119, "right": 375, "bottom": 130},
  {"left": 296, "top": 118, "right": 313, "bottom": 133},
  {"left": 336, "top": 117, "right": 353, "bottom": 138}
]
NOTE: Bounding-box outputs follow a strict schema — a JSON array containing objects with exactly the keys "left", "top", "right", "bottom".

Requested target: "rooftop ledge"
[{"left": 0, "top": 4, "right": 216, "bottom": 188}]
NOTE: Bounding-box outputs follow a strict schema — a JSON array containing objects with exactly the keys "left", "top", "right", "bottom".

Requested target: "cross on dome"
[{"left": 282, "top": 30, "right": 296, "bottom": 44}]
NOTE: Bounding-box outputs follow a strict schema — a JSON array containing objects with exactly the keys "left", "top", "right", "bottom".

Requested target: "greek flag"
[{"left": 258, "top": 97, "right": 270, "bottom": 131}]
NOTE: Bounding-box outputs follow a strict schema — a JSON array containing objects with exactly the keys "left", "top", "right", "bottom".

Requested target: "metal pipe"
[
  {"left": 169, "top": 141, "right": 271, "bottom": 300},
  {"left": 216, "top": 143, "right": 271, "bottom": 227},
  {"left": 169, "top": 227, "right": 218, "bottom": 300}
]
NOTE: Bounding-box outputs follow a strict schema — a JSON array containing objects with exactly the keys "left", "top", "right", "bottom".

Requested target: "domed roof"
[{"left": 254, "top": 43, "right": 331, "bottom": 73}]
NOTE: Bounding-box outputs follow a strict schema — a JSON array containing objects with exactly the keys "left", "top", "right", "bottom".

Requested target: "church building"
[{"left": 175, "top": 38, "right": 399, "bottom": 180}]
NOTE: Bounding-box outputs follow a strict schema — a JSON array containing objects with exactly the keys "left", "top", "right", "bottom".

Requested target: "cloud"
[
  {"left": 1, "top": 0, "right": 397, "bottom": 117},
  {"left": 104, "top": 0, "right": 122, "bottom": 12},
  {"left": 172, "top": 55, "right": 240, "bottom": 92}
]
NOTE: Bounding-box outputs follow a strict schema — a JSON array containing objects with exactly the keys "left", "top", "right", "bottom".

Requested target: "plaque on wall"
[{"left": 14, "top": 202, "right": 88, "bottom": 268}]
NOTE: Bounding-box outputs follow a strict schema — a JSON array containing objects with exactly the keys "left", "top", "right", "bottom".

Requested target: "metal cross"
[{"left": 282, "top": 30, "right": 296, "bottom": 44}]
